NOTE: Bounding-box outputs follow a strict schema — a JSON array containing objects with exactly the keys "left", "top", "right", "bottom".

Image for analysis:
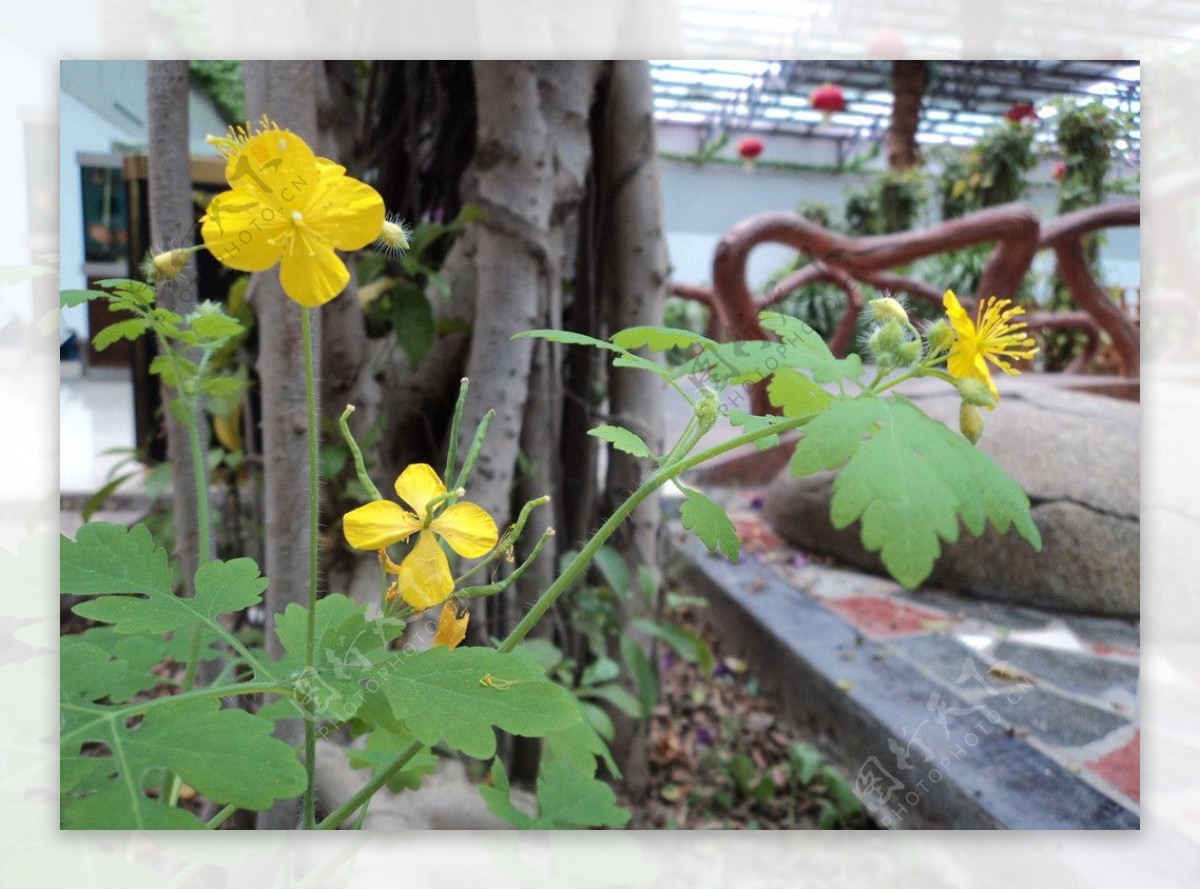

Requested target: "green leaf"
[
  {"left": 95, "top": 278, "right": 155, "bottom": 306},
  {"left": 587, "top": 424, "right": 653, "bottom": 460},
  {"left": 545, "top": 696, "right": 620, "bottom": 777},
  {"left": 377, "top": 647, "right": 583, "bottom": 759},
  {"left": 820, "top": 765, "right": 865, "bottom": 818},
  {"left": 675, "top": 311, "right": 862, "bottom": 385},
  {"left": 580, "top": 683, "right": 643, "bottom": 719},
  {"left": 60, "top": 289, "right": 109, "bottom": 308},
  {"left": 481, "top": 758, "right": 629, "bottom": 830},
  {"left": 514, "top": 329, "right": 625, "bottom": 353},
  {"left": 611, "top": 326, "right": 717, "bottom": 353},
  {"left": 579, "top": 655, "right": 620, "bottom": 687},
  {"left": 679, "top": 487, "right": 740, "bottom": 562},
  {"left": 149, "top": 354, "right": 199, "bottom": 388},
  {"left": 767, "top": 367, "right": 832, "bottom": 418},
  {"left": 80, "top": 470, "right": 139, "bottom": 522},
  {"left": 270, "top": 594, "right": 406, "bottom": 722},
  {"left": 346, "top": 728, "right": 439, "bottom": 793},
  {"left": 790, "top": 394, "right": 1041, "bottom": 588},
  {"left": 61, "top": 522, "right": 172, "bottom": 599},
  {"left": 93, "top": 318, "right": 150, "bottom": 352},
  {"left": 726, "top": 409, "right": 785, "bottom": 451},
  {"left": 529, "top": 759, "right": 631, "bottom": 829},
  {"left": 479, "top": 760, "right": 535, "bottom": 829},
  {"left": 592, "top": 545, "right": 630, "bottom": 598},
  {"left": 619, "top": 636, "right": 658, "bottom": 717},
  {"left": 392, "top": 285, "right": 435, "bottom": 367},
  {"left": 515, "top": 638, "right": 563, "bottom": 674},
  {"left": 788, "top": 742, "right": 823, "bottom": 786},
  {"left": 70, "top": 551, "right": 266, "bottom": 637},
  {"left": 631, "top": 618, "right": 715, "bottom": 675},
  {"left": 190, "top": 313, "right": 243, "bottom": 341},
  {"left": 580, "top": 701, "right": 614, "bottom": 741},
  {"left": 61, "top": 696, "right": 307, "bottom": 828}
]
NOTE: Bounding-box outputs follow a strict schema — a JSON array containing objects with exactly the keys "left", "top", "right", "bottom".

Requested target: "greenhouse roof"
[{"left": 650, "top": 60, "right": 1140, "bottom": 158}]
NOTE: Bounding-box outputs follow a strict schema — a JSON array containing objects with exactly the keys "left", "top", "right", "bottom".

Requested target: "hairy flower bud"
[
  {"left": 867, "top": 320, "right": 905, "bottom": 362},
  {"left": 375, "top": 217, "right": 411, "bottom": 255},
  {"left": 926, "top": 319, "right": 954, "bottom": 353},
  {"left": 959, "top": 401, "right": 985, "bottom": 444},
  {"left": 869, "top": 296, "right": 909, "bottom": 324},
  {"left": 896, "top": 340, "right": 922, "bottom": 367},
  {"left": 141, "top": 248, "right": 189, "bottom": 284}
]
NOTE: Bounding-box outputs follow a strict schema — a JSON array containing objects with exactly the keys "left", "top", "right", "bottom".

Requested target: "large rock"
[{"left": 761, "top": 381, "right": 1139, "bottom": 616}]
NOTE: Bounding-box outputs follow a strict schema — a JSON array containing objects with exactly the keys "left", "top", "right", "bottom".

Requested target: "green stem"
[
  {"left": 337, "top": 405, "right": 381, "bottom": 501},
  {"left": 301, "top": 307, "right": 320, "bottom": 830},
  {"left": 163, "top": 345, "right": 214, "bottom": 807},
  {"left": 444, "top": 378, "right": 470, "bottom": 485},
  {"left": 314, "top": 740, "right": 423, "bottom": 830},
  {"left": 204, "top": 803, "right": 238, "bottom": 829},
  {"left": 319, "top": 411, "right": 814, "bottom": 830},
  {"left": 498, "top": 411, "right": 814, "bottom": 654}
]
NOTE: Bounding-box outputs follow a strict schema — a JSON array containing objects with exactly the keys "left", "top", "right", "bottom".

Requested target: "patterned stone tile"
[
  {"left": 1086, "top": 731, "right": 1140, "bottom": 802},
  {"left": 825, "top": 595, "right": 950, "bottom": 641}
]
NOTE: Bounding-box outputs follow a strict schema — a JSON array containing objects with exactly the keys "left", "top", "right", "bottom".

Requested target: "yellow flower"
[
  {"left": 942, "top": 289, "right": 1038, "bottom": 407},
  {"left": 343, "top": 464, "right": 498, "bottom": 610},
  {"left": 432, "top": 601, "right": 469, "bottom": 650},
  {"left": 200, "top": 122, "right": 384, "bottom": 308}
]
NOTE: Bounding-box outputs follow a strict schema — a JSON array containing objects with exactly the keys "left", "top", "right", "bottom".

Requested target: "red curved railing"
[{"left": 672, "top": 201, "right": 1138, "bottom": 412}]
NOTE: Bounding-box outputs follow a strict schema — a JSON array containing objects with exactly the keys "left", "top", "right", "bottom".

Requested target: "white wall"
[
  {"left": 659, "top": 151, "right": 1140, "bottom": 303},
  {"left": 59, "top": 62, "right": 225, "bottom": 341}
]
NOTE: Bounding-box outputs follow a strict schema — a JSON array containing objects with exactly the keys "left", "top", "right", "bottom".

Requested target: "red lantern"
[
  {"left": 810, "top": 82, "right": 847, "bottom": 120},
  {"left": 1051, "top": 161, "right": 1067, "bottom": 181},
  {"left": 737, "top": 136, "right": 764, "bottom": 171},
  {"left": 1005, "top": 101, "right": 1037, "bottom": 124}
]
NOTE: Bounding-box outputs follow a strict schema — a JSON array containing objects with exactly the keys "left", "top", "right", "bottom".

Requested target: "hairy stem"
[{"left": 301, "top": 307, "right": 320, "bottom": 830}]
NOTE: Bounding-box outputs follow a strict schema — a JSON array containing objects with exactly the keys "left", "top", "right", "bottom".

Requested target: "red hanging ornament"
[
  {"left": 737, "top": 136, "right": 764, "bottom": 172},
  {"left": 1051, "top": 161, "right": 1067, "bottom": 181},
  {"left": 1004, "top": 101, "right": 1038, "bottom": 124},
  {"left": 810, "top": 82, "right": 847, "bottom": 123}
]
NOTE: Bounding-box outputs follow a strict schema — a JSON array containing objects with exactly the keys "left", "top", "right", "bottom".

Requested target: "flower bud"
[
  {"left": 375, "top": 217, "right": 411, "bottom": 254},
  {"left": 956, "top": 376, "right": 998, "bottom": 409},
  {"left": 696, "top": 386, "right": 721, "bottom": 433},
  {"left": 959, "top": 401, "right": 985, "bottom": 444},
  {"left": 867, "top": 320, "right": 904, "bottom": 360},
  {"left": 926, "top": 319, "right": 954, "bottom": 353},
  {"left": 896, "top": 340, "right": 922, "bottom": 366},
  {"left": 869, "top": 297, "right": 909, "bottom": 324},
  {"left": 141, "top": 248, "right": 189, "bottom": 283}
]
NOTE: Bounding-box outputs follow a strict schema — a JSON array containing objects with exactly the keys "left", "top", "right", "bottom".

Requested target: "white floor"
[{"left": 59, "top": 363, "right": 142, "bottom": 497}]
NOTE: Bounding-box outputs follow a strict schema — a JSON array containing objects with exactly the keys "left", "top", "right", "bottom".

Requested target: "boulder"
[{"left": 761, "top": 380, "right": 1139, "bottom": 617}]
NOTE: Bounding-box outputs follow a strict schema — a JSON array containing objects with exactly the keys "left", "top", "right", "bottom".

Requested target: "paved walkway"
[{"left": 667, "top": 485, "right": 1139, "bottom": 828}]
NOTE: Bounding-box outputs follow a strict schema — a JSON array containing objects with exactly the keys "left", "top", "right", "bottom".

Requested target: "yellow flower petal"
[
  {"left": 397, "top": 530, "right": 454, "bottom": 610},
  {"left": 305, "top": 171, "right": 386, "bottom": 251},
  {"left": 432, "top": 601, "right": 469, "bottom": 649},
  {"left": 432, "top": 502, "right": 499, "bottom": 558},
  {"left": 942, "top": 289, "right": 972, "bottom": 332},
  {"left": 200, "top": 190, "right": 289, "bottom": 272},
  {"left": 279, "top": 228, "right": 351, "bottom": 307},
  {"left": 224, "top": 130, "right": 319, "bottom": 212},
  {"left": 343, "top": 500, "right": 422, "bottom": 550},
  {"left": 394, "top": 463, "right": 447, "bottom": 517}
]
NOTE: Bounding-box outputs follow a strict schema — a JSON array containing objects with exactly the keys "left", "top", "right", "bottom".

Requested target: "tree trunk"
[
  {"left": 887, "top": 61, "right": 928, "bottom": 171},
  {"left": 595, "top": 60, "right": 670, "bottom": 797},
  {"left": 146, "top": 61, "right": 208, "bottom": 590},
  {"left": 243, "top": 59, "right": 322, "bottom": 831},
  {"left": 455, "top": 62, "right": 556, "bottom": 642}
]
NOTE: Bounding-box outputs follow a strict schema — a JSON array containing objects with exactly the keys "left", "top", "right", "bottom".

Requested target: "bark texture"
[
  {"left": 595, "top": 60, "right": 670, "bottom": 797},
  {"left": 145, "top": 61, "right": 207, "bottom": 587},
  {"left": 243, "top": 59, "right": 322, "bottom": 830},
  {"left": 887, "top": 61, "right": 928, "bottom": 171}
]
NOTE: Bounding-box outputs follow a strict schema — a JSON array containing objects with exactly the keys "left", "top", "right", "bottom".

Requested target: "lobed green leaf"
[
  {"left": 790, "top": 394, "right": 1041, "bottom": 588},
  {"left": 679, "top": 487, "right": 740, "bottom": 562}
]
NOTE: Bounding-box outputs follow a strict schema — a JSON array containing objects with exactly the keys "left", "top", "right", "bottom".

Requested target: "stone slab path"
[{"left": 665, "top": 487, "right": 1139, "bottom": 829}]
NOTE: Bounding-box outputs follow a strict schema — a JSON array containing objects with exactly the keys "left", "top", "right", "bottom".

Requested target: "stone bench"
[{"left": 760, "top": 379, "right": 1139, "bottom": 617}]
